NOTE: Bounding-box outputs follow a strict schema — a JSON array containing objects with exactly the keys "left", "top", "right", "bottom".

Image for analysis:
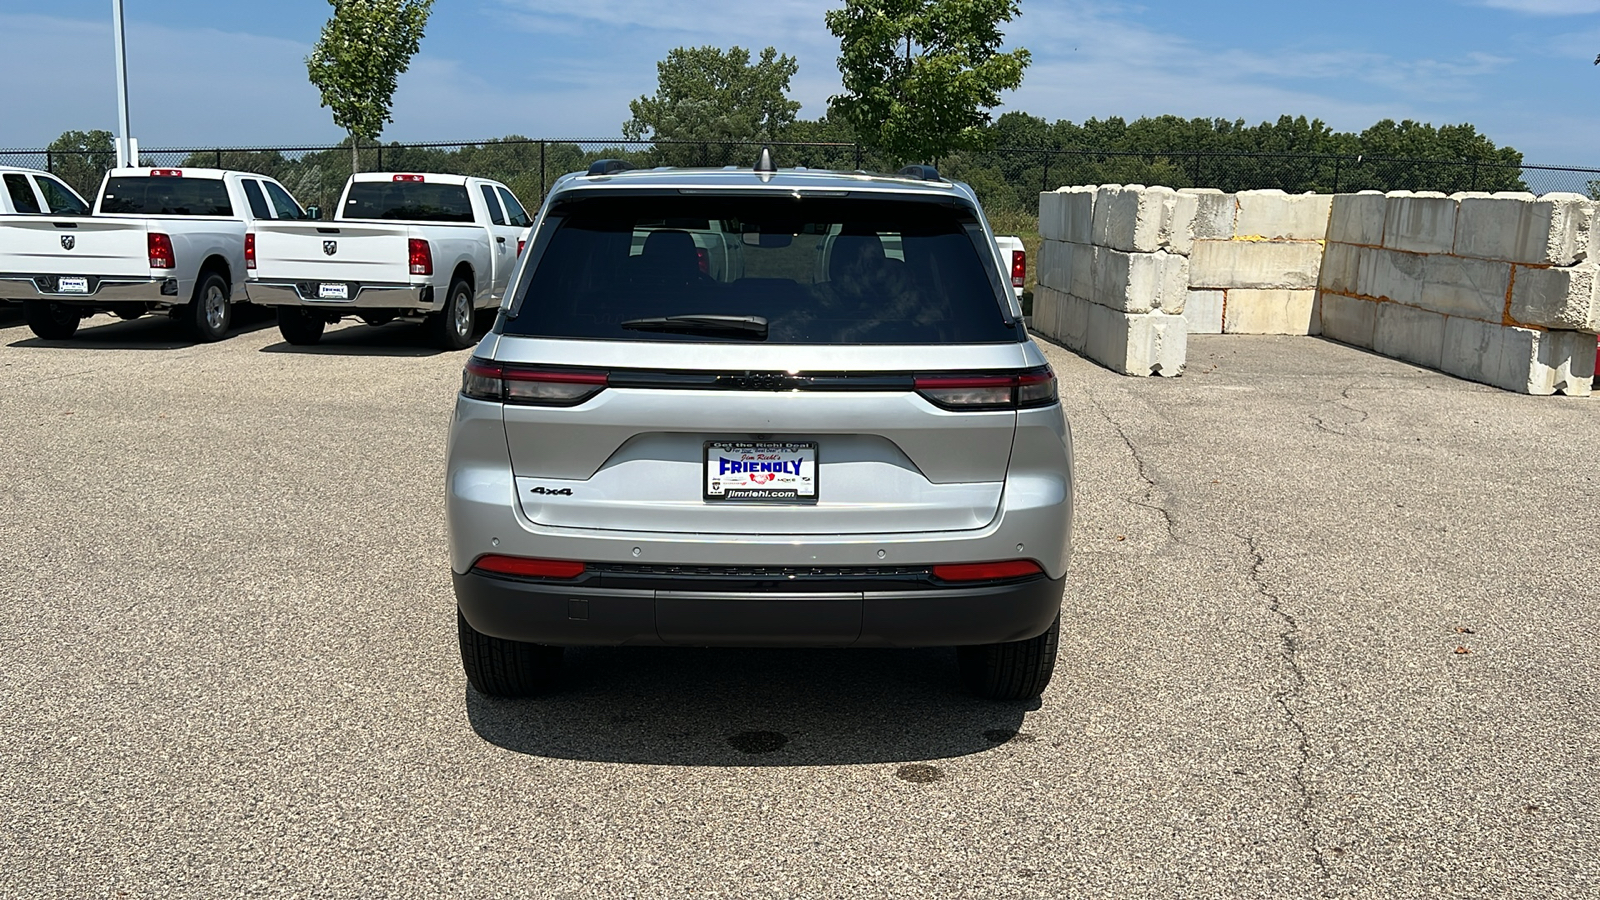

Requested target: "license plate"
[
  {"left": 317, "top": 282, "right": 349, "bottom": 300},
  {"left": 705, "top": 441, "right": 817, "bottom": 502},
  {"left": 57, "top": 276, "right": 89, "bottom": 294}
]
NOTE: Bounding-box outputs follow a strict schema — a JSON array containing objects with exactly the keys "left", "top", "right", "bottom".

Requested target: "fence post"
[
  {"left": 377, "top": 145, "right": 384, "bottom": 171},
  {"left": 46, "top": 150, "right": 53, "bottom": 173},
  {"left": 215, "top": 149, "right": 222, "bottom": 167},
  {"left": 539, "top": 141, "right": 546, "bottom": 199},
  {"left": 854, "top": 143, "right": 861, "bottom": 171}
]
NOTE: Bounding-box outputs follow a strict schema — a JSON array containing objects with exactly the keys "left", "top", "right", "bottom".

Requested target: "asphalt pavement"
[{"left": 1, "top": 307, "right": 1595, "bottom": 898}]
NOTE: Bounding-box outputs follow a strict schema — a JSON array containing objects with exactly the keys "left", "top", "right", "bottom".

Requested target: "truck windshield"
[
  {"left": 101, "top": 177, "right": 233, "bottom": 216},
  {"left": 341, "top": 182, "right": 474, "bottom": 223},
  {"left": 503, "top": 195, "right": 1016, "bottom": 345}
]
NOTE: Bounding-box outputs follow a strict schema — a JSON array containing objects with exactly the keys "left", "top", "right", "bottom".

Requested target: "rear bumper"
[
  {"left": 247, "top": 279, "right": 435, "bottom": 310},
  {"left": 0, "top": 273, "right": 178, "bottom": 303},
  {"left": 454, "top": 569, "right": 1064, "bottom": 648}
]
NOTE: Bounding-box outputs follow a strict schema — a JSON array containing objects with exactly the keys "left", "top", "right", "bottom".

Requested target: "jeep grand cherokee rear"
[{"left": 446, "top": 163, "right": 1074, "bottom": 701}]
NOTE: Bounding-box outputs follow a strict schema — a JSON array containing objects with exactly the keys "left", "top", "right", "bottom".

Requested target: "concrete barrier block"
[
  {"left": 1090, "top": 185, "right": 1195, "bottom": 253},
  {"left": 1441, "top": 319, "right": 1595, "bottom": 396},
  {"left": 1510, "top": 262, "right": 1600, "bottom": 332},
  {"left": 1190, "top": 240, "right": 1324, "bottom": 289},
  {"left": 1082, "top": 302, "right": 1187, "bottom": 377},
  {"left": 1032, "top": 284, "right": 1062, "bottom": 339},
  {"left": 1327, "top": 191, "right": 1386, "bottom": 246},
  {"left": 1373, "top": 301, "right": 1447, "bottom": 370},
  {"left": 1383, "top": 191, "right": 1457, "bottom": 255},
  {"left": 1185, "top": 290, "right": 1224, "bottom": 334},
  {"left": 1063, "top": 186, "right": 1097, "bottom": 246},
  {"left": 1036, "top": 240, "right": 1065, "bottom": 292},
  {"left": 1058, "top": 291, "right": 1092, "bottom": 353},
  {"left": 1318, "top": 242, "right": 1362, "bottom": 295},
  {"left": 1356, "top": 248, "right": 1424, "bottom": 306},
  {"left": 1455, "top": 193, "right": 1595, "bottom": 266},
  {"left": 1159, "top": 189, "right": 1200, "bottom": 256},
  {"left": 1038, "top": 191, "right": 1065, "bottom": 243},
  {"left": 1319, "top": 292, "right": 1378, "bottom": 348},
  {"left": 1092, "top": 247, "right": 1187, "bottom": 314},
  {"left": 1222, "top": 289, "right": 1318, "bottom": 335},
  {"left": 1182, "top": 188, "right": 1236, "bottom": 240},
  {"left": 1419, "top": 254, "right": 1511, "bottom": 321},
  {"left": 1067, "top": 241, "right": 1094, "bottom": 300},
  {"left": 1234, "top": 190, "right": 1333, "bottom": 241}
]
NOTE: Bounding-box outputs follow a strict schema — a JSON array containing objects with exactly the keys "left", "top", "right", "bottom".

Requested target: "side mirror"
[{"left": 306, "top": 205, "right": 322, "bottom": 221}]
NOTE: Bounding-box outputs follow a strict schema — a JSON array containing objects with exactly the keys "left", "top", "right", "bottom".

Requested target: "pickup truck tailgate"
[
  {"left": 0, "top": 218, "right": 151, "bottom": 278},
  {"left": 252, "top": 222, "right": 412, "bottom": 283}
]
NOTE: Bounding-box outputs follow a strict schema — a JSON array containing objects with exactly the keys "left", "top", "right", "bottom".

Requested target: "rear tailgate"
[
  {"left": 0, "top": 217, "right": 151, "bottom": 281},
  {"left": 251, "top": 221, "right": 413, "bottom": 283}
]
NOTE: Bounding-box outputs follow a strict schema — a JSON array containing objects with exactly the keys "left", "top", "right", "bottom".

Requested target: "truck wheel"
[
  {"left": 957, "top": 614, "right": 1060, "bottom": 701},
  {"left": 276, "top": 307, "right": 326, "bottom": 345},
  {"left": 427, "top": 279, "right": 475, "bottom": 350},
  {"left": 457, "top": 608, "right": 563, "bottom": 697},
  {"left": 183, "top": 272, "right": 232, "bottom": 342},
  {"left": 23, "top": 300, "right": 81, "bottom": 340}
]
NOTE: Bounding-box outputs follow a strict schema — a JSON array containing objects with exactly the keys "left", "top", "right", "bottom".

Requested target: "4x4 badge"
[
  {"left": 60, "top": 235, "right": 75, "bottom": 250},
  {"left": 526, "top": 486, "right": 574, "bottom": 496}
]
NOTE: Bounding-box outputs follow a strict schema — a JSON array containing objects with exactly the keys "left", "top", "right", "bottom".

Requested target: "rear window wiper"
[{"left": 619, "top": 314, "right": 769, "bottom": 339}]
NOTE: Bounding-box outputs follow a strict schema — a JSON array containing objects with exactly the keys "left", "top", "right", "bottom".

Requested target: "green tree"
[
  {"left": 306, "top": 0, "right": 434, "bottom": 175},
  {"left": 624, "top": 46, "right": 802, "bottom": 167},
  {"left": 826, "top": 0, "right": 1030, "bottom": 166},
  {"left": 46, "top": 130, "right": 116, "bottom": 200}
]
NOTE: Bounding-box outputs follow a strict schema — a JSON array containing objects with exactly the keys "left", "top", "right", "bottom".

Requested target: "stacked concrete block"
[
  {"left": 1032, "top": 184, "right": 1192, "bottom": 376},
  {"left": 1315, "top": 190, "right": 1598, "bottom": 396},
  {"left": 1185, "top": 189, "right": 1332, "bottom": 335}
]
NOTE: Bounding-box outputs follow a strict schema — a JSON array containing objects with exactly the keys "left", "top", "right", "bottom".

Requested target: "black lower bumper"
[{"left": 453, "top": 570, "right": 1064, "bottom": 648}]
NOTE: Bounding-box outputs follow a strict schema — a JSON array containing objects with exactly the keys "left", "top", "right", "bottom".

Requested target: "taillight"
[
  {"left": 914, "top": 366, "right": 1056, "bottom": 410},
  {"left": 696, "top": 247, "right": 709, "bottom": 274},
  {"left": 461, "top": 358, "right": 608, "bottom": 406},
  {"left": 393, "top": 174, "right": 425, "bottom": 183},
  {"left": 516, "top": 239, "right": 526, "bottom": 256},
  {"left": 149, "top": 169, "right": 182, "bottom": 177},
  {"left": 1011, "top": 249, "right": 1026, "bottom": 288},
  {"left": 408, "top": 238, "right": 432, "bottom": 276},
  {"left": 932, "top": 560, "right": 1044, "bottom": 582},
  {"left": 473, "top": 555, "right": 586, "bottom": 579},
  {"left": 148, "top": 233, "right": 174, "bottom": 269},
  {"left": 244, "top": 233, "right": 256, "bottom": 269}
]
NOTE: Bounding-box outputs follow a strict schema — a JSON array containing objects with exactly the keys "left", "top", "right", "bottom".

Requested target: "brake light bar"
[
  {"left": 462, "top": 359, "right": 609, "bottom": 406},
  {"left": 148, "top": 232, "right": 174, "bottom": 269},
  {"left": 932, "top": 560, "right": 1043, "bottom": 582},
  {"left": 473, "top": 555, "right": 586, "bottom": 579},
  {"left": 244, "top": 233, "right": 256, "bottom": 269},
  {"left": 393, "top": 174, "right": 425, "bottom": 183},
  {"left": 1011, "top": 249, "right": 1026, "bottom": 288},
  {"left": 408, "top": 238, "right": 433, "bottom": 276},
  {"left": 914, "top": 367, "right": 1056, "bottom": 410},
  {"left": 149, "top": 169, "right": 182, "bottom": 177}
]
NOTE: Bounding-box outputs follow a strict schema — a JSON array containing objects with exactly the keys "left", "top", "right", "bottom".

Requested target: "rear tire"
[
  {"left": 23, "top": 299, "right": 81, "bottom": 340},
  {"left": 958, "top": 614, "right": 1060, "bottom": 701},
  {"left": 276, "top": 307, "right": 326, "bottom": 345},
  {"left": 183, "top": 271, "right": 232, "bottom": 342},
  {"left": 428, "top": 278, "right": 475, "bottom": 350},
  {"left": 458, "top": 608, "right": 563, "bottom": 697}
]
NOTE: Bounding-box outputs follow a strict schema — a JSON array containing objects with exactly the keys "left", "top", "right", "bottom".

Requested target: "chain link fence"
[{"left": 5, "top": 138, "right": 1597, "bottom": 218}]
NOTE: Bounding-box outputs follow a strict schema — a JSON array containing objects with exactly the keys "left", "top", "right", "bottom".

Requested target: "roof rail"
[
  {"left": 895, "top": 164, "right": 943, "bottom": 182},
  {"left": 586, "top": 159, "right": 634, "bottom": 176}
]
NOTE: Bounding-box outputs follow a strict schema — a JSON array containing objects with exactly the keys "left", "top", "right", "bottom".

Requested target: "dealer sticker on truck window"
[
  {"left": 704, "top": 441, "right": 817, "bottom": 502},
  {"left": 57, "top": 276, "right": 89, "bottom": 294},
  {"left": 317, "top": 282, "right": 350, "bottom": 300}
]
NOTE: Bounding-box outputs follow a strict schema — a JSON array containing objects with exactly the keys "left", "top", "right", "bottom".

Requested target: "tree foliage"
[
  {"left": 306, "top": 0, "right": 434, "bottom": 174},
  {"left": 624, "top": 46, "right": 802, "bottom": 166},
  {"left": 826, "top": 0, "right": 1030, "bottom": 166},
  {"left": 46, "top": 130, "right": 116, "bottom": 199}
]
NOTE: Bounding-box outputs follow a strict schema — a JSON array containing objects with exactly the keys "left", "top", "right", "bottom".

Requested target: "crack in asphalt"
[
  {"left": 1083, "top": 388, "right": 1179, "bottom": 543},
  {"left": 1245, "top": 533, "right": 1330, "bottom": 883},
  {"left": 1310, "top": 384, "right": 1372, "bottom": 436}
]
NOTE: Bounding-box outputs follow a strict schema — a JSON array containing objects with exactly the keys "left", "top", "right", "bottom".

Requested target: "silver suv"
[{"left": 446, "top": 158, "right": 1074, "bottom": 701}]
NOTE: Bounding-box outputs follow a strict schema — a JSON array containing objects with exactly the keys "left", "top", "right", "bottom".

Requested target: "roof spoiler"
[
  {"left": 586, "top": 159, "right": 635, "bottom": 176},
  {"left": 896, "top": 165, "right": 943, "bottom": 182}
]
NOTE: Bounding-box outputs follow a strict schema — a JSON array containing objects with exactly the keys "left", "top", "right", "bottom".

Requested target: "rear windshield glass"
[
  {"left": 342, "top": 181, "right": 473, "bottom": 222},
  {"left": 503, "top": 196, "right": 1015, "bottom": 345},
  {"left": 101, "top": 177, "right": 233, "bottom": 216}
]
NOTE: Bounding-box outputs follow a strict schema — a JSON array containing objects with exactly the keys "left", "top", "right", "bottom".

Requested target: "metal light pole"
[{"left": 112, "top": 0, "right": 133, "bottom": 167}]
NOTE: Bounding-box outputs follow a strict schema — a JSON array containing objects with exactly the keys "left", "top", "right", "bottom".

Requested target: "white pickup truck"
[
  {"left": 995, "top": 234, "right": 1027, "bottom": 302},
  {"left": 0, "top": 166, "right": 308, "bottom": 341},
  {"left": 248, "top": 172, "right": 530, "bottom": 349},
  {"left": 0, "top": 166, "right": 94, "bottom": 310}
]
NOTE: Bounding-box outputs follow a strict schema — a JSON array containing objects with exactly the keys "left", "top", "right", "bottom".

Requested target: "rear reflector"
[
  {"left": 462, "top": 359, "right": 609, "bottom": 406},
  {"left": 408, "top": 238, "right": 433, "bottom": 276},
  {"left": 914, "top": 367, "right": 1056, "bottom": 410},
  {"left": 1011, "top": 249, "right": 1026, "bottom": 288},
  {"left": 932, "top": 560, "right": 1043, "bottom": 582},
  {"left": 473, "top": 555, "right": 586, "bottom": 579},
  {"left": 148, "top": 233, "right": 174, "bottom": 269}
]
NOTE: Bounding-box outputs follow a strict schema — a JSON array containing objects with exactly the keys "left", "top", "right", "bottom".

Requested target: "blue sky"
[{"left": 2, "top": 0, "right": 1598, "bottom": 164}]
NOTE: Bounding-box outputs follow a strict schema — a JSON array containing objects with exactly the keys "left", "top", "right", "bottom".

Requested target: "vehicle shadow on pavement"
[
  {"left": 5, "top": 311, "right": 276, "bottom": 350},
  {"left": 466, "top": 646, "right": 1036, "bottom": 766},
  {"left": 258, "top": 321, "right": 472, "bottom": 357}
]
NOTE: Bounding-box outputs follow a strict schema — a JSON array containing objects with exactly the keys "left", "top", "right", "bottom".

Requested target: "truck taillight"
[
  {"left": 393, "top": 174, "right": 425, "bottom": 183},
  {"left": 408, "top": 238, "right": 433, "bottom": 276},
  {"left": 462, "top": 359, "right": 608, "bottom": 406},
  {"left": 1011, "top": 249, "right": 1026, "bottom": 288},
  {"left": 696, "top": 247, "right": 709, "bottom": 274},
  {"left": 148, "top": 233, "right": 174, "bottom": 269},
  {"left": 244, "top": 233, "right": 256, "bottom": 269},
  {"left": 149, "top": 169, "right": 182, "bottom": 177},
  {"left": 913, "top": 367, "right": 1056, "bottom": 411},
  {"left": 517, "top": 239, "right": 525, "bottom": 256}
]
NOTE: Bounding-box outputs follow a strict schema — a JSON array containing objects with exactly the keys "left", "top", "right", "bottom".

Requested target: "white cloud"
[{"left": 1474, "top": 0, "right": 1600, "bottom": 14}]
